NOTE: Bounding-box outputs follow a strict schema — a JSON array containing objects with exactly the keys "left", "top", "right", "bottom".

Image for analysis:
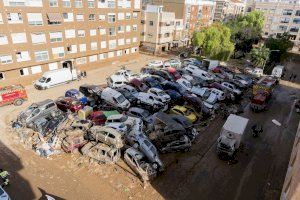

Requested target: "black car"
[
  {"left": 161, "top": 81, "right": 187, "bottom": 96},
  {"left": 142, "top": 77, "right": 163, "bottom": 90},
  {"left": 170, "top": 114, "right": 198, "bottom": 142},
  {"left": 152, "top": 70, "right": 174, "bottom": 81},
  {"left": 115, "top": 88, "right": 137, "bottom": 104}
]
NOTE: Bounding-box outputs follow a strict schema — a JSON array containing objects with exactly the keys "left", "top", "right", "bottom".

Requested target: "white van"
[
  {"left": 101, "top": 87, "right": 130, "bottom": 110},
  {"left": 107, "top": 74, "right": 128, "bottom": 88},
  {"left": 272, "top": 65, "right": 284, "bottom": 78},
  {"left": 34, "top": 68, "right": 76, "bottom": 90}
]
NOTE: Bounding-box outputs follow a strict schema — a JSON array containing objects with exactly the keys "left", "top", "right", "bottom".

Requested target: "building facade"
[
  {"left": 0, "top": 0, "right": 141, "bottom": 85},
  {"left": 281, "top": 122, "right": 300, "bottom": 200},
  {"left": 140, "top": 5, "right": 185, "bottom": 54},
  {"left": 213, "top": 0, "right": 245, "bottom": 22},
  {"left": 247, "top": 1, "right": 300, "bottom": 52}
]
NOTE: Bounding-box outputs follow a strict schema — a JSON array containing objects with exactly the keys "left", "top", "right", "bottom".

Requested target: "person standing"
[
  {"left": 289, "top": 73, "right": 294, "bottom": 82},
  {"left": 293, "top": 74, "right": 297, "bottom": 82}
]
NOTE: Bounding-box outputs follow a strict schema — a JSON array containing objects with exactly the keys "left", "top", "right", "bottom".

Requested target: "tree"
[
  {"left": 265, "top": 32, "right": 294, "bottom": 63},
  {"left": 192, "top": 23, "right": 235, "bottom": 61},
  {"left": 250, "top": 45, "right": 270, "bottom": 68},
  {"left": 226, "top": 11, "right": 265, "bottom": 57}
]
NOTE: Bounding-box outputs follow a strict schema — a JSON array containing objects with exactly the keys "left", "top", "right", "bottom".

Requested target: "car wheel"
[
  {"left": 184, "top": 147, "right": 191, "bottom": 152},
  {"left": 133, "top": 143, "right": 139, "bottom": 149},
  {"left": 152, "top": 162, "right": 158, "bottom": 169},
  {"left": 13, "top": 99, "right": 23, "bottom": 106},
  {"left": 137, "top": 100, "right": 141, "bottom": 104}
]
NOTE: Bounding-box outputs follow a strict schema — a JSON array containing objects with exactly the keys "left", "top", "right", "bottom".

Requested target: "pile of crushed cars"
[{"left": 12, "top": 58, "right": 256, "bottom": 182}]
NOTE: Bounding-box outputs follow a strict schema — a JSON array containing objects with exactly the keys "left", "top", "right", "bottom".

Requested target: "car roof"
[
  {"left": 129, "top": 107, "right": 145, "bottom": 113},
  {"left": 106, "top": 114, "right": 124, "bottom": 120}
]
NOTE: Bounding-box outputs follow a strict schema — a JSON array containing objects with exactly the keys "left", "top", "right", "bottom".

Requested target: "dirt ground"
[{"left": 0, "top": 54, "right": 299, "bottom": 200}]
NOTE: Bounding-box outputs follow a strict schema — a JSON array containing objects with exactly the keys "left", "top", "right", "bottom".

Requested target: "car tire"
[
  {"left": 13, "top": 99, "right": 23, "bottom": 106},
  {"left": 137, "top": 100, "right": 141, "bottom": 104},
  {"left": 152, "top": 162, "right": 158, "bottom": 169},
  {"left": 133, "top": 143, "right": 139, "bottom": 149}
]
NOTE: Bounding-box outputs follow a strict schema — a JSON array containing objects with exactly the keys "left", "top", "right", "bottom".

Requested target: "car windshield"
[
  {"left": 39, "top": 77, "right": 47, "bottom": 83},
  {"left": 141, "top": 110, "right": 150, "bottom": 118},
  {"left": 203, "top": 90, "right": 210, "bottom": 98},
  {"left": 116, "top": 95, "right": 126, "bottom": 103}
]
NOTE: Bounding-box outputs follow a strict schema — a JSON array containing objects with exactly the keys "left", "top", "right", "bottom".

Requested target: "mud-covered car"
[
  {"left": 70, "top": 119, "right": 93, "bottom": 131},
  {"left": 81, "top": 141, "right": 121, "bottom": 164},
  {"left": 124, "top": 147, "right": 157, "bottom": 181},
  {"left": 87, "top": 126, "right": 124, "bottom": 148},
  {"left": 170, "top": 114, "right": 198, "bottom": 142},
  {"left": 61, "top": 134, "right": 87, "bottom": 153},
  {"left": 160, "top": 135, "right": 191, "bottom": 153}
]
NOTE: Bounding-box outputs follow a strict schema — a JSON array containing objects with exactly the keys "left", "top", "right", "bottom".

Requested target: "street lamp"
[{"left": 262, "top": 49, "right": 280, "bottom": 71}]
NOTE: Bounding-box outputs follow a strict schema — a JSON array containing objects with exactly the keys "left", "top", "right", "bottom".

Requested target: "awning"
[{"left": 47, "top": 13, "right": 62, "bottom": 23}]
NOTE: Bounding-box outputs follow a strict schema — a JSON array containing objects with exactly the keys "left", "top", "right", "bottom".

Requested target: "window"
[
  {"left": 11, "top": 32, "right": 27, "bottom": 44},
  {"left": 126, "top": 38, "right": 131, "bottom": 44},
  {"left": 89, "top": 55, "right": 97, "bottom": 62},
  {"left": 109, "top": 27, "right": 116, "bottom": 36},
  {"left": 100, "top": 28, "right": 106, "bottom": 35},
  {"left": 109, "top": 39, "right": 117, "bottom": 49},
  {"left": 90, "top": 29, "right": 97, "bottom": 36},
  {"left": 0, "top": 35, "right": 8, "bottom": 45},
  {"left": 108, "top": 14, "right": 116, "bottom": 23},
  {"left": 118, "top": 26, "right": 124, "bottom": 33},
  {"left": 76, "top": 57, "right": 87, "bottom": 65},
  {"left": 63, "top": 13, "right": 74, "bottom": 22},
  {"left": 52, "top": 47, "right": 65, "bottom": 58},
  {"left": 0, "top": 55, "right": 13, "bottom": 64},
  {"left": 27, "top": 13, "right": 43, "bottom": 25},
  {"left": 34, "top": 50, "right": 49, "bottom": 62},
  {"left": 99, "top": 53, "right": 107, "bottom": 60},
  {"left": 131, "top": 47, "right": 137, "bottom": 53},
  {"left": 118, "top": 13, "right": 124, "bottom": 20},
  {"left": 76, "top": 14, "right": 84, "bottom": 21},
  {"left": 19, "top": 68, "right": 29, "bottom": 76},
  {"left": 296, "top": 10, "right": 300, "bottom": 16},
  {"left": 278, "top": 25, "right": 287, "bottom": 31},
  {"left": 0, "top": 72, "right": 4, "bottom": 80},
  {"left": 89, "top": 14, "right": 95, "bottom": 21},
  {"left": 49, "top": 0, "right": 58, "bottom": 7},
  {"left": 31, "top": 65, "right": 42, "bottom": 74},
  {"left": 49, "top": 62, "right": 58, "bottom": 70},
  {"left": 133, "top": 12, "right": 138, "bottom": 19},
  {"left": 280, "top": 18, "right": 290, "bottom": 23},
  {"left": 117, "top": 50, "right": 122, "bottom": 56},
  {"left": 65, "top": 29, "right": 76, "bottom": 38},
  {"left": 78, "top": 30, "right": 85, "bottom": 37},
  {"left": 134, "top": 0, "right": 140, "bottom": 9},
  {"left": 290, "top": 26, "right": 299, "bottom": 32},
  {"left": 132, "top": 37, "right": 137, "bottom": 42},
  {"left": 149, "top": 21, "right": 153, "bottom": 26},
  {"left": 7, "top": 13, "right": 23, "bottom": 23},
  {"left": 125, "top": 13, "right": 131, "bottom": 20},
  {"left": 293, "top": 18, "right": 300, "bottom": 24},
  {"left": 31, "top": 32, "right": 46, "bottom": 44},
  {"left": 126, "top": 25, "right": 131, "bottom": 32},
  {"left": 47, "top": 13, "right": 62, "bottom": 25},
  {"left": 91, "top": 42, "right": 97, "bottom": 50},
  {"left": 132, "top": 24, "right": 137, "bottom": 31},
  {"left": 118, "top": 38, "right": 124, "bottom": 45},
  {"left": 75, "top": 0, "right": 83, "bottom": 8},
  {"left": 101, "top": 41, "right": 107, "bottom": 48},
  {"left": 0, "top": 13, "right": 3, "bottom": 24},
  {"left": 62, "top": 0, "right": 71, "bottom": 7},
  {"left": 108, "top": 0, "right": 116, "bottom": 8},
  {"left": 283, "top": 9, "right": 293, "bottom": 15},
  {"left": 67, "top": 44, "right": 77, "bottom": 53},
  {"left": 108, "top": 51, "right": 114, "bottom": 58},
  {"left": 88, "top": 0, "right": 95, "bottom": 7},
  {"left": 79, "top": 44, "right": 86, "bottom": 52},
  {"left": 16, "top": 51, "right": 30, "bottom": 62},
  {"left": 49, "top": 31, "right": 63, "bottom": 43},
  {"left": 99, "top": 15, "right": 106, "bottom": 21}
]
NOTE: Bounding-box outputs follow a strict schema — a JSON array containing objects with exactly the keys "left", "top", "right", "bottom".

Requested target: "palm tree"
[{"left": 250, "top": 45, "right": 270, "bottom": 68}]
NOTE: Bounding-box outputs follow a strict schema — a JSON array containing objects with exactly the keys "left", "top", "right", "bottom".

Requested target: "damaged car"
[
  {"left": 160, "top": 135, "right": 191, "bottom": 153},
  {"left": 61, "top": 133, "right": 87, "bottom": 153},
  {"left": 87, "top": 126, "right": 124, "bottom": 148}
]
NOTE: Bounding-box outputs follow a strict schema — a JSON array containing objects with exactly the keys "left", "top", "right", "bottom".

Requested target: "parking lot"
[{"left": 0, "top": 53, "right": 299, "bottom": 200}]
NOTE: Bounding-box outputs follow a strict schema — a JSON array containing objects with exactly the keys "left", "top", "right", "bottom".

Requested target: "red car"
[
  {"left": 129, "top": 78, "right": 149, "bottom": 92},
  {"left": 56, "top": 97, "right": 83, "bottom": 113},
  {"left": 88, "top": 111, "right": 107, "bottom": 125},
  {"left": 165, "top": 67, "right": 181, "bottom": 80}
]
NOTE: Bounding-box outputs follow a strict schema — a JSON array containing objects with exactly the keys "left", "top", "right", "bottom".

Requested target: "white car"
[
  {"left": 114, "top": 69, "right": 139, "bottom": 81},
  {"left": 147, "top": 88, "right": 171, "bottom": 103},
  {"left": 176, "top": 78, "right": 192, "bottom": 91},
  {"left": 107, "top": 74, "right": 128, "bottom": 88},
  {"left": 221, "top": 82, "right": 242, "bottom": 95},
  {"left": 210, "top": 88, "right": 226, "bottom": 101},
  {"left": 163, "top": 59, "right": 181, "bottom": 68},
  {"left": 105, "top": 114, "right": 143, "bottom": 130},
  {"left": 185, "top": 65, "right": 214, "bottom": 81},
  {"left": 136, "top": 93, "right": 166, "bottom": 111},
  {"left": 148, "top": 60, "right": 164, "bottom": 68}
]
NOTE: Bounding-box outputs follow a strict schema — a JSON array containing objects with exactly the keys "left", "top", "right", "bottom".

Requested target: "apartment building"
[
  {"left": 248, "top": 1, "right": 300, "bottom": 52},
  {"left": 0, "top": 0, "right": 141, "bottom": 85},
  {"left": 140, "top": 5, "right": 185, "bottom": 54},
  {"left": 213, "top": 0, "right": 245, "bottom": 22},
  {"left": 145, "top": 0, "right": 216, "bottom": 38},
  {"left": 281, "top": 122, "right": 300, "bottom": 200}
]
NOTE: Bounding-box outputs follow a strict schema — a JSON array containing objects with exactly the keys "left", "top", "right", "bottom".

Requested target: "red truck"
[{"left": 0, "top": 85, "right": 28, "bottom": 107}]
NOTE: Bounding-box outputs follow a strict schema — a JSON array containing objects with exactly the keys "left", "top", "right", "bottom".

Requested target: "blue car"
[{"left": 65, "top": 89, "right": 88, "bottom": 105}]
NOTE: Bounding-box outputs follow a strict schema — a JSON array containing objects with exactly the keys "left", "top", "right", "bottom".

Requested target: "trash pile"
[{"left": 11, "top": 59, "right": 257, "bottom": 182}]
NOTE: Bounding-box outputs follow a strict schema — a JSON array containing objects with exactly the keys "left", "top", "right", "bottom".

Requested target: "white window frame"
[{"left": 34, "top": 50, "right": 49, "bottom": 62}]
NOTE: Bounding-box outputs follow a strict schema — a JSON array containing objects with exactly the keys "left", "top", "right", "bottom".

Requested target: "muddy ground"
[{"left": 0, "top": 54, "right": 299, "bottom": 200}]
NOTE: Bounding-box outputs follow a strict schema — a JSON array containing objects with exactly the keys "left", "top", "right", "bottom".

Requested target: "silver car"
[{"left": 88, "top": 126, "right": 124, "bottom": 148}]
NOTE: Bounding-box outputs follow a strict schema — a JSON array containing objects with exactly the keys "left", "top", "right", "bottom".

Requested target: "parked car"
[
  {"left": 105, "top": 114, "right": 142, "bottom": 130},
  {"left": 152, "top": 70, "right": 174, "bottom": 81},
  {"left": 56, "top": 97, "right": 83, "bottom": 113},
  {"left": 234, "top": 74, "right": 253, "bottom": 87},
  {"left": 164, "top": 89, "right": 182, "bottom": 104},
  {"left": 160, "top": 135, "right": 191, "bottom": 153},
  {"left": 62, "top": 134, "right": 87, "bottom": 153},
  {"left": 148, "top": 75, "right": 167, "bottom": 84},
  {"left": 142, "top": 77, "right": 163, "bottom": 90},
  {"left": 88, "top": 110, "right": 120, "bottom": 125},
  {"left": 81, "top": 141, "right": 121, "bottom": 164},
  {"left": 185, "top": 65, "right": 214, "bottom": 81},
  {"left": 101, "top": 87, "right": 130, "bottom": 110},
  {"left": 164, "top": 67, "right": 182, "bottom": 80},
  {"left": 118, "top": 85, "right": 139, "bottom": 98},
  {"left": 129, "top": 78, "right": 149, "bottom": 92},
  {"left": 136, "top": 92, "right": 166, "bottom": 112},
  {"left": 107, "top": 74, "right": 128, "bottom": 88},
  {"left": 147, "top": 88, "right": 171, "bottom": 103},
  {"left": 163, "top": 58, "right": 181, "bottom": 68},
  {"left": 127, "top": 107, "right": 155, "bottom": 130},
  {"left": 0, "top": 84, "right": 28, "bottom": 107},
  {"left": 176, "top": 78, "right": 192, "bottom": 92},
  {"left": 79, "top": 84, "right": 102, "bottom": 106},
  {"left": 88, "top": 126, "right": 124, "bottom": 148},
  {"left": 17, "top": 99, "right": 59, "bottom": 127},
  {"left": 33, "top": 113, "right": 67, "bottom": 137},
  {"left": 221, "top": 82, "right": 242, "bottom": 96},
  {"left": 124, "top": 147, "right": 157, "bottom": 181},
  {"left": 210, "top": 88, "right": 226, "bottom": 101},
  {"left": 114, "top": 68, "right": 138, "bottom": 80},
  {"left": 161, "top": 81, "right": 187, "bottom": 96},
  {"left": 65, "top": 89, "right": 88, "bottom": 105},
  {"left": 148, "top": 60, "right": 163, "bottom": 68},
  {"left": 170, "top": 114, "right": 198, "bottom": 142},
  {"left": 182, "top": 58, "right": 202, "bottom": 67},
  {"left": 105, "top": 123, "right": 128, "bottom": 134},
  {"left": 170, "top": 105, "right": 198, "bottom": 123},
  {"left": 115, "top": 87, "right": 137, "bottom": 104}
]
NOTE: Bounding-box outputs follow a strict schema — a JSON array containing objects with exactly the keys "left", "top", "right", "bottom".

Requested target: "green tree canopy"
[
  {"left": 226, "top": 11, "right": 265, "bottom": 56},
  {"left": 250, "top": 45, "right": 270, "bottom": 68},
  {"left": 265, "top": 32, "right": 294, "bottom": 62},
  {"left": 192, "top": 23, "right": 234, "bottom": 61}
]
